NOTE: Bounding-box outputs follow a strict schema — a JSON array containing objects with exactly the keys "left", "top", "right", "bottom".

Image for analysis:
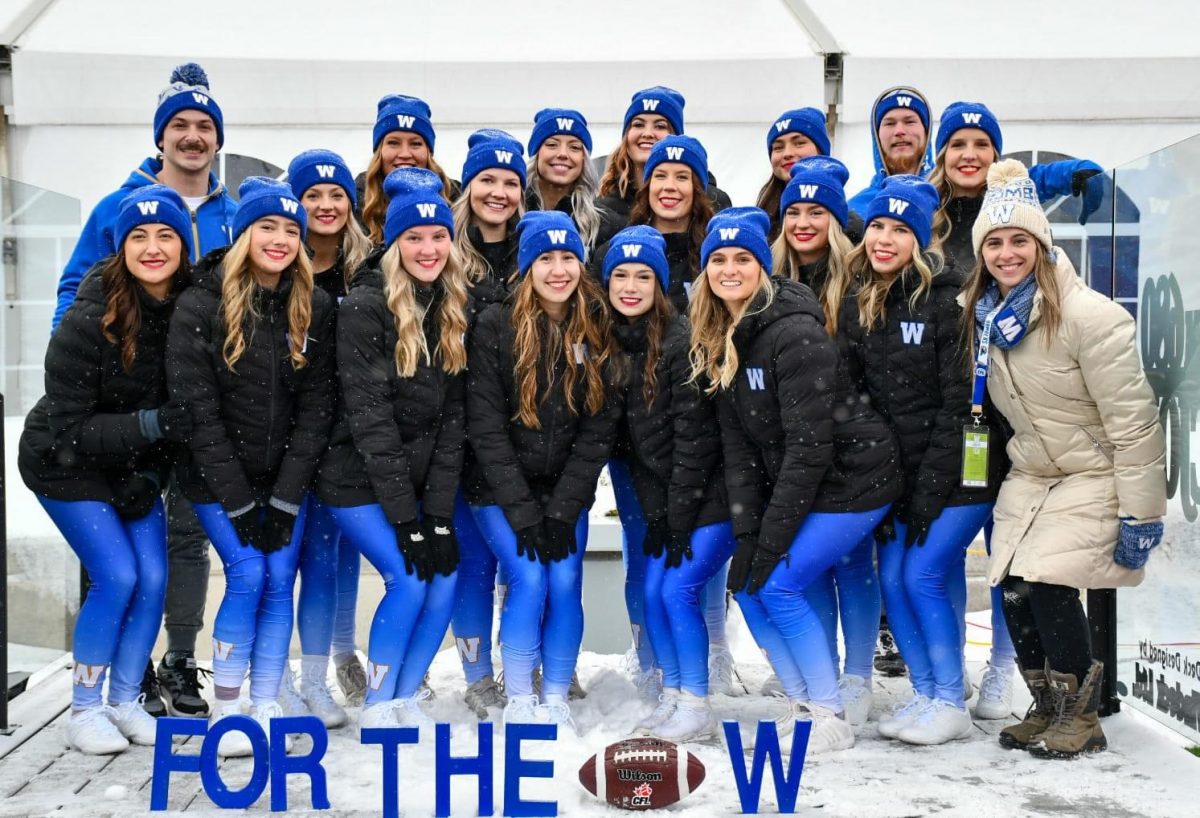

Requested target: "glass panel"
[
  {"left": 1114, "top": 134, "right": 1200, "bottom": 744},
  {"left": 1, "top": 176, "right": 82, "bottom": 691}
]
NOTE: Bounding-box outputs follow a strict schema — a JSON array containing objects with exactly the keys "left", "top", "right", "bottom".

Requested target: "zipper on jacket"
[
  {"left": 1081, "top": 426, "right": 1115, "bottom": 464},
  {"left": 190, "top": 209, "right": 201, "bottom": 263},
  {"left": 265, "top": 299, "right": 279, "bottom": 475}
]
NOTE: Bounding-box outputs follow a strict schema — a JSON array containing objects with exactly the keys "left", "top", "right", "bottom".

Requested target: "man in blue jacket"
[{"left": 53, "top": 63, "right": 236, "bottom": 721}]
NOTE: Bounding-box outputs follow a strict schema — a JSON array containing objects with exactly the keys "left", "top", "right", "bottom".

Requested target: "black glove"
[
  {"left": 541, "top": 517, "right": 576, "bottom": 563},
  {"left": 230, "top": 505, "right": 262, "bottom": 548},
  {"left": 394, "top": 519, "right": 433, "bottom": 581},
  {"left": 873, "top": 508, "right": 897, "bottom": 546},
  {"left": 727, "top": 533, "right": 758, "bottom": 594},
  {"left": 665, "top": 528, "right": 693, "bottom": 569},
  {"left": 110, "top": 472, "right": 159, "bottom": 520},
  {"left": 1071, "top": 167, "right": 1102, "bottom": 197},
  {"left": 747, "top": 549, "right": 786, "bottom": 595},
  {"left": 643, "top": 518, "right": 671, "bottom": 559},
  {"left": 156, "top": 402, "right": 193, "bottom": 443},
  {"left": 258, "top": 501, "right": 299, "bottom": 555},
  {"left": 424, "top": 514, "right": 459, "bottom": 576},
  {"left": 902, "top": 513, "right": 935, "bottom": 548},
  {"left": 515, "top": 522, "right": 542, "bottom": 563}
]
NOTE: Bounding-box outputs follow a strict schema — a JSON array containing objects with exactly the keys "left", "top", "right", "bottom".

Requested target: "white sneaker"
[
  {"left": 838, "top": 675, "right": 873, "bottom": 727},
  {"left": 335, "top": 653, "right": 368, "bottom": 708},
  {"left": 464, "top": 676, "right": 507, "bottom": 719},
  {"left": 210, "top": 699, "right": 254, "bottom": 757},
  {"left": 877, "top": 692, "right": 932, "bottom": 739},
  {"left": 394, "top": 688, "right": 435, "bottom": 729},
  {"left": 654, "top": 692, "right": 715, "bottom": 742},
  {"left": 961, "top": 658, "right": 974, "bottom": 702},
  {"left": 110, "top": 698, "right": 159, "bottom": 745},
  {"left": 633, "top": 666, "right": 662, "bottom": 702},
  {"left": 300, "top": 662, "right": 349, "bottom": 729},
  {"left": 536, "top": 694, "right": 577, "bottom": 735},
  {"left": 973, "top": 661, "right": 1016, "bottom": 720},
  {"left": 418, "top": 672, "right": 437, "bottom": 702},
  {"left": 897, "top": 697, "right": 973, "bottom": 745},
  {"left": 502, "top": 694, "right": 540, "bottom": 726},
  {"left": 276, "top": 665, "right": 311, "bottom": 718},
  {"left": 708, "top": 645, "right": 736, "bottom": 696},
  {"left": 66, "top": 706, "right": 129, "bottom": 755},
  {"left": 773, "top": 698, "right": 813, "bottom": 741},
  {"left": 804, "top": 703, "right": 855, "bottom": 754},
  {"left": 251, "top": 700, "right": 294, "bottom": 753},
  {"left": 359, "top": 700, "right": 400, "bottom": 734},
  {"left": 634, "top": 689, "right": 679, "bottom": 736},
  {"left": 760, "top": 673, "right": 785, "bottom": 698}
]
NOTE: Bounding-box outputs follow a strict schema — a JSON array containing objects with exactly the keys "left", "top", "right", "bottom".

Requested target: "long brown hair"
[
  {"left": 101, "top": 253, "right": 189, "bottom": 372},
  {"left": 688, "top": 267, "right": 775, "bottom": 394},
  {"left": 627, "top": 175, "right": 714, "bottom": 278},
  {"left": 610, "top": 286, "right": 676, "bottom": 409},
  {"left": 361, "top": 147, "right": 454, "bottom": 244},
  {"left": 755, "top": 176, "right": 786, "bottom": 241},
  {"left": 510, "top": 270, "right": 612, "bottom": 428},
  {"left": 598, "top": 139, "right": 640, "bottom": 200},
  {"left": 379, "top": 240, "right": 469, "bottom": 376},
  {"left": 770, "top": 214, "right": 855, "bottom": 336},
  {"left": 847, "top": 239, "right": 942, "bottom": 331},
  {"left": 219, "top": 229, "right": 315, "bottom": 371},
  {"left": 959, "top": 236, "right": 1063, "bottom": 359}
]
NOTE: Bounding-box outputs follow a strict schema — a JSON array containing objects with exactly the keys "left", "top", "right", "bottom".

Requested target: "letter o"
[{"left": 200, "top": 714, "right": 270, "bottom": 808}]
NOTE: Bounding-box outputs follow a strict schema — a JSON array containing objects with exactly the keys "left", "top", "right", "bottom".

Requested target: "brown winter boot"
[
  {"left": 998, "top": 665, "right": 1053, "bottom": 750},
  {"left": 1028, "top": 660, "right": 1107, "bottom": 759}
]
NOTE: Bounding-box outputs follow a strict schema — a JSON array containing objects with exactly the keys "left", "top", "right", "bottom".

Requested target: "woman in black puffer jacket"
[
  {"left": 602, "top": 225, "right": 733, "bottom": 744},
  {"left": 465, "top": 210, "right": 617, "bottom": 732},
  {"left": 321, "top": 167, "right": 467, "bottom": 731},
  {"left": 166, "top": 177, "right": 335, "bottom": 757},
  {"left": 21, "top": 186, "right": 193, "bottom": 754}
]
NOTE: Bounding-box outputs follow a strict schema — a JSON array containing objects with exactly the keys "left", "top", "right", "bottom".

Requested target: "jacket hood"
[
  {"left": 73, "top": 261, "right": 110, "bottom": 308},
  {"left": 735, "top": 276, "right": 824, "bottom": 345},
  {"left": 868, "top": 87, "right": 935, "bottom": 187},
  {"left": 126, "top": 156, "right": 225, "bottom": 201}
]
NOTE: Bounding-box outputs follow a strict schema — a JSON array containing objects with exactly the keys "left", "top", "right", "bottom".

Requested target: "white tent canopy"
[{"left": 5, "top": 0, "right": 1200, "bottom": 216}]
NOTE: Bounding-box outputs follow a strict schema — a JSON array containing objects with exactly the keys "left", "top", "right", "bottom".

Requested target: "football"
[{"left": 578, "top": 737, "right": 705, "bottom": 810}]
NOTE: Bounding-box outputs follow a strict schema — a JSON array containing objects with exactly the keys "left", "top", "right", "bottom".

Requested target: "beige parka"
[{"left": 985, "top": 250, "right": 1166, "bottom": 589}]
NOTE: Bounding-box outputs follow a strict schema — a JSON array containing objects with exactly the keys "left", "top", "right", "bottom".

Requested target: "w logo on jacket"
[
  {"left": 900, "top": 322, "right": 925, "bottom": 345},
  {"left": 746, "top": 368, "right": 766, "bottom": 390}
]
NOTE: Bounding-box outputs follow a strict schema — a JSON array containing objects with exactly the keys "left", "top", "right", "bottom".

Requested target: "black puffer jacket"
[
  {"left": 613, "top": 314, "right": 726, "bottom": 533},
  {"left": 167, "top": 247, "right": 336, "bottom": 512},
  {"left": 312, "top": 249, "right": 351, "bottom": 303},
  {"left": 719, "top": 278, "right": 901, "bottom": 550},
  {"left": 840, "top": 264, "right": 1001, "bottom": 523},
  {"left": 593, "top": 230, "right": 698, "bottom": 315},
  {"left": 940, "top": 196, "right": 983, "bottom": 276},
  {"left": 319, "top": 264, "right": 465, "bottom": 523},
  {"left": 595, "top": 169, "right": 733, "bottom": 226},
  {"left": 20, "top": 264, "right": 184, "bottom": 501},
  {"left": 524, "top": 187, "right": 623, "bottom": 251},
  {"left": 465, "top": 303, "right": 619, "bottom": 531}
]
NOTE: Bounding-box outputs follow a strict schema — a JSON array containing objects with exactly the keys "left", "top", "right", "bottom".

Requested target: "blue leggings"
[
  {"left": 805, "top": 534, "right": 882, "bottom": 680},
  {"left": 328, "top": 503, "right": 457, "bottom": 704},
  {"left": 40, "top": 496, "right": 167, "bottom": 709},
  {"left": 609, "top": 460, "right": 731, "bottom": 672},
  {"left": 452, "top": 490, "right": 500, "bottom": 684},
  {"left": 736, "top": 506, "right": 890, "bottom": 711},
  {"left": 296, "top": 496, "right": 361, "bottom": 659},
  {"left": 472, "top": 504, "right": 587, "bottom": 699},
  {"left": 194, "top": 501, "right": 308, "bottom": 704},
  {"left": 984, "top": 518, "right": 1017, "bottom": 664},
  {"left": 643, "top": 522, "right": 736, "bottom": 696},
  {"left": 880, "top": 502, "right": 993, "bottom": 703}
]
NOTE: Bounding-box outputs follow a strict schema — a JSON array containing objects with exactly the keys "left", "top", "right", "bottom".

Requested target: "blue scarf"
[{"left": 975, "top": 274, "right": 1038, "bottom": 350}]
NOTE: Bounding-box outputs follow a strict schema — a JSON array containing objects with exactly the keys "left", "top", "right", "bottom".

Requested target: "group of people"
[{"left": 24, "top": 63, "right": 1166, "bottom": 764}]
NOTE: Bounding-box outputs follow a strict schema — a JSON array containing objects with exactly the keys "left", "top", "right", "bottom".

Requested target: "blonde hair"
[
  {"left": 526, "top": 152, "right": 603, "bottom": 247},
  {"left": 770, "top": 216, "right": 855, "bottom": 336},
  {"left": 450, "top": 186, "right": 524, "bottom": 285},
  {"left": 338, "top": 216, "right": 373, "bottom": 287},
  {"left": 848, "top": 240, "right": 943, "bottom": 331},
  {"left": 361, "top": 146, "right": 453, "bottom": 244},
  {"left": 378, "top": 241, "right": 469, "bottom": 377},
  {"left": 960, "top": 238, "right": 1062, "bottom": 358},
  {"left": 687, "top": 267, "right": 775, "bottom": 394},
  {"left": 510, "top": 271, "right": 611, "bottom": 428},
  {"left": 220, "top": 229, "right": 314, "bottom": 371},
  {"left": 927, "top": 142, "right": 999, "bottom": 253}
]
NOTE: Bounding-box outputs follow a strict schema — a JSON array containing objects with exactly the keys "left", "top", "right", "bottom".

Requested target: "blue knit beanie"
[
  {"left": 383, "top": 167, "right": 454, "bottom": 247},
  {"left": 461, "top": 129, "right": 527, "bottom": 190},
  {"left": 115, "top": 185, "right": 194, "bottom": 260},
  {"left": 873, "top": 87, "right": 930, "bottom": 133},
  {"left": 780, "top": 157, "right": 850, "bottom": 228},
  {"left": 153, "top": 63, "right": 224, "bottom": 150},
  {"left": 623, "top": 86, "right": 685, "bottom": 135},
  {"left": 643, "top": 135, "right": 708, "bottom": 191},
  {"left": 233, "top": 177, "right": 307, "bottom": 243},
  {"left": 373, "top": 94, "right": 436, "bottom": 153},
  {"left": 934, "top": 101, "right": 1003, "bottom": 156},
  {"left": 767, "top": 107, "right": 830, "bottom": 156},
  {"left": 516, "top": 210, "right": 586, "bottom": 276},
  {"left": 602, "top": 225, "right": 670, "bottom": 292},
  {"left": 528, "top": 108, "right": 593, "bottom": 156},
  {"left": 287, "top": 149, "right": 358, "bottom": 208},
  {"left": 701, "top": 207, "right": 773, "bottom": 274},
  {"left": 860, "top": 175, "right": 940, "bottom": 249}
]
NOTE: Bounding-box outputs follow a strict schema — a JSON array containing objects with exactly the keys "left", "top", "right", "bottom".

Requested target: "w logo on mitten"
[{"left": 1114, "top": 518, "right": 1164, "bottom": 569}]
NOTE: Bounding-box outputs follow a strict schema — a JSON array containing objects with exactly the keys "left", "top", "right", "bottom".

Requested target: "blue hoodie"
[
  {"left": 53, "top": 156, "right": 236, "bottom": 330},
  {"left": 847, "top": 88, "right": 1103, "bottom": 222}
]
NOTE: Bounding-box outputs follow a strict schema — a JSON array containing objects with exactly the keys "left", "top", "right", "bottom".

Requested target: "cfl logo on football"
[{"left": 632, "top": 783, "right": 654, "bottom": 807}]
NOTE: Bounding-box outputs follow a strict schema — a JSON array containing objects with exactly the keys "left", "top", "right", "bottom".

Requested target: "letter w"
[
  {"left": 417, "top": 202, "right": 439, "bottom": 218},
  {"left": 621, "top": 244, "right": 642, "bottom": 258},
  {"left": 136, "top": 200, "right": 159, "bottom": 216},
  {"left": 900, "top": 322, "right": 925, "bottom": 345},
  {"left": 366, "top": 661, "right": 390, "bottom": 692},
  {"left": 494, "top": 149, "right": 514, "bottom": 164},
  {"left": 746, "top": 368, "right": 766, "bottom": 390},
  {"left": 797, "top": 184, "right": 818, "bottom": 198},
  {"left": 665, "top": 146, "right": 684, "bottom": 161},
  {"left": 642, "top": 99, "right": 660, "bottom": 111},
  {"left": 280, "top": 198, "right": 299, "bottom": 214},
  {"left": 556, "top": 117, "right": 574, "bottom": 131},
  {"left": 547, "top": 229, "right": 568, "bottom": 244},
  {"left": 774, "top": 119, "right": 791, "bottom": 133},
  {"left": 888, "top": 198, "right": 909, "bottom": 215},
  {"left": 456, "top": 637, "right": 481, "bottom": 664},
  {"left": 723, "top": 720, "right": 809, "bottom": 814},
  {"left": 962, "top": 112, "right": 983, "bottom": 125},
  {"left": 987, "top": 203, "right": 1015, "bottom": 225},
  {"left": 719, "top": 227, "right": 740, "bottom": 241},
  {"left": 896, "top": 95, "right": 913, "bottom": 107},
  {"left": 316, "top": 164, "right": 337, "bottom": 178},
  {"left": 191, "top": 92, "right": 209, "bottom": 106},
  {"left": 396, "top": 114, "right": 416, "bottom": 129}
]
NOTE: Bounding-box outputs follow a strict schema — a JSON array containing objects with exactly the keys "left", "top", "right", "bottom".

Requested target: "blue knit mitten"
[{"left": 1114, "top": 518, "right": 1164, "bottom": 569}]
